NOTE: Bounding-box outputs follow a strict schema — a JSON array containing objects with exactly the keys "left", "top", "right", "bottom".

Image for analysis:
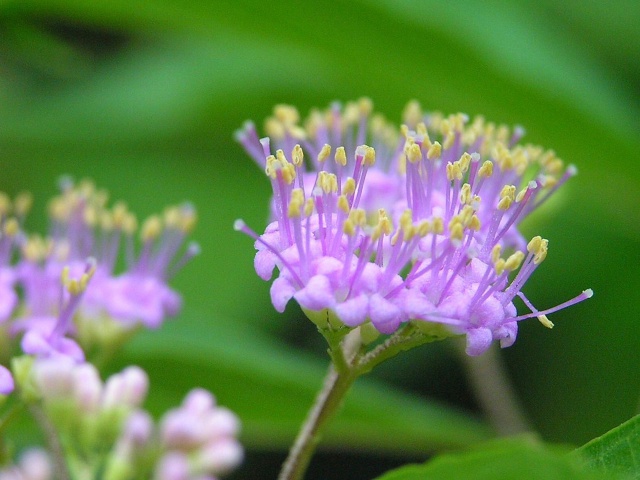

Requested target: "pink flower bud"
[
  {"left": 155, "top": 452, "right": 189, "bottom": 480},
  {"left": 33, "top": 358, "right": 75, "bottom": 399},
  {"left": 196, "top": 439, "right": 243, "bottom": 475},
  {"left": 72, "top": 363, "right": 102, "bottom": 413}
]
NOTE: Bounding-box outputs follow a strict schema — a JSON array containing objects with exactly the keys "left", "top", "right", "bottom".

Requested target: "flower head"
[{"left": 236, "top": 99, "right": 592, "bottom": 355}]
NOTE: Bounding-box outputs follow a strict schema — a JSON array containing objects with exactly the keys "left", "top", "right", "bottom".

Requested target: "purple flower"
[
  {"left": 20, "top": 259, "right": 96, "bottom": 362},
  {"left": 236, "top": 99, "right": 592, "bottom": 355},
  {"left": 0, "top": 364, "right": 14, "bottom": 395},
  {"left": 15, "top": 180, "right": 197, "bottom": 333}
]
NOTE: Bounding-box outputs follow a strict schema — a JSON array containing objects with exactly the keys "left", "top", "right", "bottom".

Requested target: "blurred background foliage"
[{"left": 0, "top": 0, "right": 638, "bottom": 478}]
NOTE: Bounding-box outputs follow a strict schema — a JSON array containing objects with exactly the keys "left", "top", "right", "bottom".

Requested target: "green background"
[{"left": 0, "top": 1, "right": 638, "bottom": 478}]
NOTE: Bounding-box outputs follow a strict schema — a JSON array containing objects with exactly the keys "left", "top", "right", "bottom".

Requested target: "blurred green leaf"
[
  {"left": 574, "top": 414, "right": 640, "bottom": 479},
  {"left": 114, "top": 310, "right": 491, "bottom": 454},
  {"left": 375, "top": 438, "right": 608, "bottom": 480}
]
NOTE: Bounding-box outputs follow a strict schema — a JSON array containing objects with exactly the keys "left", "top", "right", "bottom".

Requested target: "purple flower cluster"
[
  {"left": 0, "top": 179, "right": 197, "bottom": 393},
  {"left": 236, "top": 99, "right": 591, "bottom": 355}
]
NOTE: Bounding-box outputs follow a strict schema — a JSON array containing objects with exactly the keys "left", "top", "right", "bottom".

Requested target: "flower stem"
[
  {"left": 277, "top": 361, "right": 357, "bottom": 480},
  {"left": 456, "top": 340, "right": 532, "bottom": 435},
  {"left": 29, "top": 404, "right": 71, "bottom": 480}
]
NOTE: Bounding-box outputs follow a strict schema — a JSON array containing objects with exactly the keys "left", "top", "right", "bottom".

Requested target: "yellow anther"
[
  {"left": 432, "top": 217, "right": 444, "bottom": 235},
  {"left": 318, "top": 172, "right": 338, "bottom": 194},
  {"left": 496, "top": 125, "right": 509, "bottom": 143},
  {"left": 462, "top": 128, "right": 477, "bottom": 147},
  {"left": 458, "top": 152, "right": 472, "bottom": 172},
  {"left": 400, "top": 210, "right": 416, "bottom": 240},
  {"left": 400, "top": 124, "right": 409, "bottom": 139},
  {"left": 446, "top": 162, "right": 463, "bottom": 181},
  {"left": 62, "top": 267, "right": 79, "bottom": 296},
  {"left": 478, "top": 160, "right": 494, "bottom": 178},
  {"left": 83, "top": 206, "right": 98, "bottom": 227},
  {"left": 343, "top": 219, "right": 355, "bottom": 236},
  {"left": 527, "top": 235, "right": 543, "bottom": 254},
  {"left": 494, "top": 258, "right": 506, "bottom": 276},
  {"left": 78, "top": 179, "right": 96, "bottom": 198},
  {"left": 416, "top": 220, "right": 431, "bottom": 237},
  {"left": 3, "top": 218, "right": 19, "bottom": 236},
  {"left": 497, "top": 196, "right": 512, "bottom": 210},
  {"left": 274, "top": 104, "right": 300, "bottom": 125},
  {"left": 93, "top": 189, "right": 109, "bottom": 208},
  {"left": 358, "top": 97, "right": 373, "bottom": 116},
  {"left": 538, "top": 314, "right": 554, "bottom": 329},
  {"left": 61, "top": 266, "right": 73, "bottom": 292},
  {"left": 112, "top": 202, "right": 128, "bottom": 228},
  {"left": 337, "top": 195, "right": 349, "bottom": 214},
  {"left": 287, "top": 189, "right": 304, "bottom": 218},
  {"left": 402, "top": 100, "right": 422, "bottom": 126},
  {"left": 427, "top": 142, "right": 442, "bottom": 160},
  {"left": 460, "top": 183, "right": 472, "bottom": 205},
  {"left": 500, "top": 154, "right": 514, "bottom": 171},
  {"left": 416, "top": 122, "right": 428, "bottom": 138},
  {"left": 491, "top": 244, "right": 502, "bottom": 264},
  {"left": 469, "top": 215, "right": 481, "bottom": 231},
  {"left": 512, "top": 148, "right": 529, "bottom": 175},
  {"left": 61, "top": 262, "right": 96, "bottom": 296},
  {"left": 546, "top": 158, "right": 564, "bottom": 174},
  {"left": 540, "top": 175, "right": 558, "bottom": 188},
  {"left": 164, "top": 207, "right": 181, "bottom": 229},
  {"left": 342, "top": 177, "right": 356, "bottom": 196},
  {"left": 14, "top": 192, "right": 32, "bottom": 216},
  {"left": 304, "top": 198, "right": 315, "bottom": 216},
  {"left": 362, "top": 145, "right": 376, "bottom": 166},
  {"left": 498, "top": 184, "right": 516, "bottom": 209},
  {"left": 372, "top": 209, "right": 393, "bottom": 241},
  {"left": 406, "top": 143, "right": 422, "bottom": 164},
  {"left": 22, "top": 236, "right": 46, "bottom": 262},
  {"left": 500, "top": 185, "right": 516, "bottom": 200},
  {"left": 264, "top": 155, "right": 278, "bottom": 178},
  {"left": 527, "top": 145, "right": 543, "bottom": 161},
  {"left": 533, "top": 238, "right": 549, "bottom": 264},
  {"left": 539, "top": 149, "right": 556, "bottom": 167},
  {"left": 100, "top": 212, "right": 114, "bottom": 231},
  {"left": 440, "top": 119, "right": 452, "bottom": 137},
  {"left": 449, "top": 222, "right": 464, "bottom": 242},
  {"left": 318, "top": 144, "right": 332, "bottom": 163},
  {"left": 344, "top": 102, "right": 359, "bottom": 124},
  {"left": 347, "top": 209, "right": 367, "bottom": 230},
  {"left": 460, "top": 205, "right": 475, "bottom": 225},
  {"left": 122, "top": 213, "right": 138, "bottom": 235},
  {"left": 0, "top": 193, "right": 11, "bottom": 215},
  {"left": 448, "top": 215, "right": 461, "bottom": 232},
  {"left": 282, "top": 163, "right": 296, "bottom": 185},
  {"left": 505, "top": 251, "right": 525, "bottom": 271},
  {"left": 276, "top": 149, "right": 289, "bottom": 165},
  {"left": 141, "top": 215, "right": 162, "bottom": 241},
  {"left": 176, "top": 205, "right": 198, "bottom": 233},
  {"left": 291, "top": 144, "right": 304, "bottom": 167},
  {"left": 443, "top": 132, "right": 455, "bottom": 150},
  {"left": 335, "top": 146, "right": 347, "bottom": 166}
]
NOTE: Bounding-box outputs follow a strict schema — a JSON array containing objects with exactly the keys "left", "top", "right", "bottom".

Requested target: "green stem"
[
  {"left": 356, "top": 323, "right": 433, "bottom": 375},
  {"left": 456, "top": 341, "right": 532, "bottom": 435},
  {"left": 277, "top": 360, "right": 357, "bottom": 480},
  {"left": 29, "top": 404, "right": 72, "bottom": 480},
  {"left": 278, "top": 323, "right": 447, "bottom": 479}
]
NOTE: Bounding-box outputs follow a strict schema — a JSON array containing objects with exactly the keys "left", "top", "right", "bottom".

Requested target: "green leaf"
[
  {"left": 574, "top": 414, "right": 640, "bottom": 479},
  {"left": 113, "top": 310, "right": 492, "bottom": 454},
  {"left": 375, "top": 437, "right": 607, "bottom": 480}
]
